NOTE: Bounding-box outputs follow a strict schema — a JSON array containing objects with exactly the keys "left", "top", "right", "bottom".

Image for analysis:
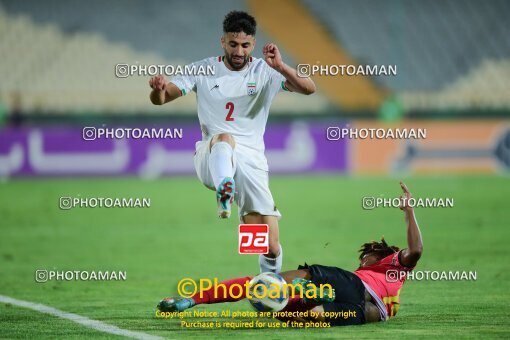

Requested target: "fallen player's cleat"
[
  {"left": 291, "top": 278, "right": 336, "bottom": 303},
  {"left": 216, "top": 177, "right": 235, "bottom": 219},
  {"left": 157, "top": 297, "right": 195, "bottom": 312}
]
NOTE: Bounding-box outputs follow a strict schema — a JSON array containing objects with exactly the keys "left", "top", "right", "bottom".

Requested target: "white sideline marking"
[{"left": 0, "top": 295, "right": 164, "bottom": 339}]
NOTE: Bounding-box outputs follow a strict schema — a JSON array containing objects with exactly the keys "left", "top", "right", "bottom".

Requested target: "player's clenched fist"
[
  {"left": 149, "top": 75, "right": 167, "bottom": 91},
  {"left": 263, "top": 43, "right": 284, "bottom": 72}
]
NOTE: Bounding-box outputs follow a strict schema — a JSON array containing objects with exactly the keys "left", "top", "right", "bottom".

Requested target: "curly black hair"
[
  {"left": 359, "top": 237, "right": 399, "bottom": 261},
  {"left": 223, "top": 11, "right": 257, "bottom": 36}
]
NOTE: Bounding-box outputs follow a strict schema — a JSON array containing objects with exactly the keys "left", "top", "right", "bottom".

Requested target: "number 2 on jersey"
[{"left": 225, "top": 102, "right": 234, "bottom": 121}]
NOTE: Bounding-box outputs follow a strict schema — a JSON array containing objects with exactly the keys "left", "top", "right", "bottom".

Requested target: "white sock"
[
  {"left": 259, "top": 245, "right": 283, "bottom": 273},
  {"left": 209, "top": 142, "right": 234, "bottom": 189},
  {"left": 275, "top": 245, "right": 283, "bottom": 273}
]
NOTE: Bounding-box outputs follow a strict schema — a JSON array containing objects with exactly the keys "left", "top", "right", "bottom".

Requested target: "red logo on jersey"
[{"left": 238, "top": 224, "right": 269, "bottom": 254}]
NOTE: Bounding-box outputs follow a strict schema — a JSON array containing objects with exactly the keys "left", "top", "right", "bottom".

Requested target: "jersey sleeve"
[
  {"left": 169, "top": 62, "right": 198, "bottom": 96},
  {"left": 267, "top": 65, "right": 291, "bottom": 96}
]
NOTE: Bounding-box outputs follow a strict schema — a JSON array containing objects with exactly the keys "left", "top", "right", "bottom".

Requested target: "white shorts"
[{"left": 193, "top": 140, "right": 281, "bottom": 221}]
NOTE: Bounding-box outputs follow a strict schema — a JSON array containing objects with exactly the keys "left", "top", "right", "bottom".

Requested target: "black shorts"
[{"left": 298, "top": 263, "right": 366, "bottom": 326}]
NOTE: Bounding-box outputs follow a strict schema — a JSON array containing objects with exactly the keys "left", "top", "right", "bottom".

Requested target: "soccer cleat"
[
  {"left": 291, "top": 278, "right": 336, "bottom": 303},
  {"left": 216, "top": 177, "right": 235, "bottom": 218},
  {"left": 157, "top": 297, "right": 195, "bottom": 312}
]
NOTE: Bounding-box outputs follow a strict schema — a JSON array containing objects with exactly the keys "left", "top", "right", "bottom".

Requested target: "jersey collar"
[{"left": 218, "top": 56, "right": 253, "bottom": 74}]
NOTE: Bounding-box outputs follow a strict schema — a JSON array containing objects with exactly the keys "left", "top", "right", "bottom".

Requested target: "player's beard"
[{"left": 225, "top": 53, "right": 249, "bottom": 70}]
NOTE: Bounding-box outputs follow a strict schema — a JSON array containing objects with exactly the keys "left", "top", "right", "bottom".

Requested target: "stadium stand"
[
  {"left": 302, "top": 0, "right": 510, "bottom": 91},
  {"left": 400, "top": 59, "right": 510, "bottom": 110},
  {"left": 0, "top": 0, "right": 327, "bottom": 114},
  {"left": 302, "top": 0, "right": 510, "bottom": 110}
]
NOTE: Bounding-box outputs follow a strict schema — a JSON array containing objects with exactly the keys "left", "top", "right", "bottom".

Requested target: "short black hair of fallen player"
[
  {"left": 223, "top": 11, "right": 256, "bottom": 36},
  {"left": 359, "top": 237, "right": 399, "bottom": 261}
]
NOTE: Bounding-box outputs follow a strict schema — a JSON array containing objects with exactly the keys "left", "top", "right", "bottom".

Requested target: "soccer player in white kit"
[{"left": 149, "top": 11, "right": 316, "bottom": 273}]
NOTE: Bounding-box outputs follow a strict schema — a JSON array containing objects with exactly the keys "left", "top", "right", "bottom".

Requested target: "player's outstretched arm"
[
  {"left": 263, "top": 43, "right": 316, "bottom": 95},
  {"left": 149, "top": 75, "right": 182, "bottom": 105},
  {"left": 398, "top": 181, "right": 423, "bottom": 267}
]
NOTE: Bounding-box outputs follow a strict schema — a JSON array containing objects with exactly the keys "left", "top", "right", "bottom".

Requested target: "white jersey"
[{"left": 171, "top": 56, "right": 288, "bottom": 171}]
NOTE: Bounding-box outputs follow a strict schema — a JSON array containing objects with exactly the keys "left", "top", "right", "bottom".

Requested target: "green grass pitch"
[{"left": 0, "top": 175, "right": 509, "bottom": 338}]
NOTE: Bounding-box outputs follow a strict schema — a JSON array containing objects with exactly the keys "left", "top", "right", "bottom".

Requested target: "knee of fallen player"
[{"left": 364, "top": 301, "right": 380, "bottom": 323}]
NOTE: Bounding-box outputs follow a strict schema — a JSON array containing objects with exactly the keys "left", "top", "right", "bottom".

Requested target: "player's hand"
[
  {"left": 263, "top": 43, "right": 284, "bottom": 72},
  {"left": 399, "top": 181, "right": 413, "bottom": 213},
  {"left": 149, "top": 75, "right": 167, "bottom": 91}
]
